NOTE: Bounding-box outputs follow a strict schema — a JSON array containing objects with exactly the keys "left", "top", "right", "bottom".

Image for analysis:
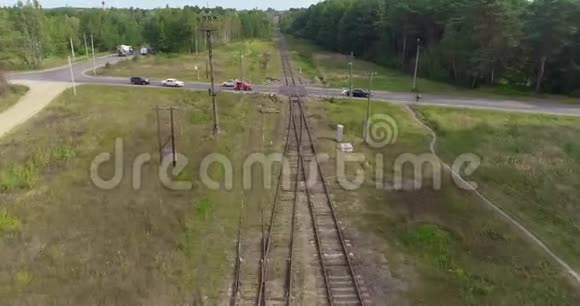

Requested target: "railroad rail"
[
  {"left": 230, "top": 31, "right": 369, "bottom": 306},
  {"left": 279, "top": 33, "right": 368, "bottom": 305}
]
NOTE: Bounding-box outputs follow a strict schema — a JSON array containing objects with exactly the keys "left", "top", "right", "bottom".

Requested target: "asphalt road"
[{"left": 8, "top": 55, "right": 580, "bottom": 117}]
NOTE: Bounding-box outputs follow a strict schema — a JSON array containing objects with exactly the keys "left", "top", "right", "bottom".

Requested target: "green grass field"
[
  {"left": 0, "top": 85, "right": 285, "bottom": 304},
  {"left": 417, "top": 106, "right": 580, "bottom": 272},
  {"left": 98, "top": 40, "right": 281, "bottom": 85},
  {"left": 7, "top": 52, "right": 111, "bottom": 71},
  {"left": 305, "top": 98, "right": 580, "bottom": 304},
  {"left": 0, "top": 85, "right": 29, "bottom": 113},
  {"left": 288, "top": 36, "right": 580, "bottom": 104}
]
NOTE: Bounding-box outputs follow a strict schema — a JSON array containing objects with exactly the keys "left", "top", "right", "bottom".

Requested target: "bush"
[
  {"left": 0, "top": 70, "right": 8, "bottom": 96},
  {"left": 0, "top": 208, "right": 22, "bottom": 234},
  {"left": 104, "top": 62, "right": 111, "bottom": 69}
]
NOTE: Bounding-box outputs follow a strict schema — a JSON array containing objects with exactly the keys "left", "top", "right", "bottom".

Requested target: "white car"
[
  {"left": 221, "top": 80, "right": 236, "bottom": 87},
  {"left": 161, "top": 78, "right": 184, "bottom": 87}
]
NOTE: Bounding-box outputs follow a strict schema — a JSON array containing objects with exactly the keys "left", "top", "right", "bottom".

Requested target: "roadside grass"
[
  {"left": 0, "top": 85, "right": 29, "bottom": 113},
  {"left": 0, "top": 85, "right": 285, "bottom": 304},
  {"left": 287, "top": 36, "right": 580, "bottom": 104},
  {"left": 7, "top": 52, "right": 111, "bottom": 71},
  {"left": 416, "top": 106, "right": 580, "bottom": 272},
  {"left": 98, "top": 40, "right": 281, "bottom": 85},
  {"left": 305, "top": 98, "right": 580, "bottom": 305}
]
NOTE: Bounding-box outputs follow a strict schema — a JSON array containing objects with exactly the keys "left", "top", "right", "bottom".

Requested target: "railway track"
[{"left": 230, "top": 31, "right": 371, "bottom": 306}]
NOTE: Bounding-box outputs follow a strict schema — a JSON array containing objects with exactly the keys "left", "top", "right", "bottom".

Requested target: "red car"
[{"left": 234, "top": 80, "right": 253, "bottom": 91}]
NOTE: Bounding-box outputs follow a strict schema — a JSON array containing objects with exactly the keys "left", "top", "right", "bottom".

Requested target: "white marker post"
[
  {"left": 68, "top": 55, "right": 77, "bottom": 96},
  {"left": 337, "top": 124, "right": 344, "bottom": 143}
]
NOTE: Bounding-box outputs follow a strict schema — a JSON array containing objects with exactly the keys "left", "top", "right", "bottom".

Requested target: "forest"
[
  {"left": 0, "top": 0, "right": 272, "bottom": 69},
  {"left": 281, "top": 0, "right": 580, "bottom": 95}
]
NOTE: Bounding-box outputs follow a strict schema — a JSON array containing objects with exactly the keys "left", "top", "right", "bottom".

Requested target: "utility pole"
[
  {"left": 348, "top": 51, "right": 353, "bottom": 99},
  {"left": 91, "top": 34, "right": 96, "bottom": 75},
  {"left": 205, "top": 59, "right": 209, "bottom": 79},
  {"left": 240, "top": 50, "right": 244, "bottom": 83},
  {"left": 207, "top": 30, "right": 219, "bottom": 135},
  {"left": 83, "top": 33, "right": 89, "bottom": 60},
  {"left": 69, "top": 37, "right": 76, "bottom": 59},
  {"left": 68, "top": 55, "right": 77, "bottom": 96},
  {"left": 364, "top": 72, "right": 376, "bottom": 144},
  {"left": 200, "top": 12, "right": 221, "bottom": 136},
  {"left": 412, "top": 38, "right": 421, "bottom": 91},
  {"left": 195, "top": 27, "right": 199, "bottom": 54},
  {"left": 155, "top": 106, "right": 162, "bottom": 162},
  {"left": 191, "top": 34, "right": 194, "bottom": 54},
  {"left": 154, "top": 106, "right": 178, "bottom": 166},
  {"left": 170, "top": 107, "right": 177, "bottom": 167}
]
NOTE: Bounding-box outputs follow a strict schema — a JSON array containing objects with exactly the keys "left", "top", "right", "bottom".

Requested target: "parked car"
[
  {"left": 234, "top": 80, "right": 253, "bottom": 91},
  {"left": 130, "top": 76, "right": 150, "bottom": 85},
  {"left": 341, "top": 88, "right": 371, "bottom": 98},
  {"left": 161, "top": 78, "right": 184, "bottom": 87},
  {"left": 221, "top": 79, "right": 236, "bottom": 87}
]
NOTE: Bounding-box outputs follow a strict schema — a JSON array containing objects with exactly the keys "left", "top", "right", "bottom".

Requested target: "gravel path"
[{"left": 0, "top": 80, "right": 70, "bottom": 139}]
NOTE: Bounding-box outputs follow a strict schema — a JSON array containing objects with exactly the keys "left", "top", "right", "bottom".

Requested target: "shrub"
[
  {"left": 0, "top": 208, "right": 22, "bottom": 234},
  {"left": 0, "top": 70, "right": 8, "bottom": 96}
]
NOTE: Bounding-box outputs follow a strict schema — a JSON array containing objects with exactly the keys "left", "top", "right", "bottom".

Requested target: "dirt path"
[{"left": 0, "top": 80, "right": 70, "bottom": 139}]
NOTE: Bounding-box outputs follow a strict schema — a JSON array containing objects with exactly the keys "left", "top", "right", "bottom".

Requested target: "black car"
[
  {"left": 343, "top": 88, "right": 371, "bottom": 98},
  {"left": 130, "top": 76, "right": 150, "bottom": 85}
]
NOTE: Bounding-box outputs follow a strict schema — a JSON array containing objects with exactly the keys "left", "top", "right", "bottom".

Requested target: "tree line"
[
  {"left": 281, "top": 0, "right": 580, "bottom": 95},
  {"left": 0, "top": 0, "right": 272, "bottom": 69}
]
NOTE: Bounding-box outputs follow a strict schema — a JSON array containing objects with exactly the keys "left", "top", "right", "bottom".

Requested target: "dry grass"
[
  {"left": 0, "top": 85, "right": 285, "bottom": 304},
  {"left": 0, "top": 85, "right": 29, "bottom": 114}
]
